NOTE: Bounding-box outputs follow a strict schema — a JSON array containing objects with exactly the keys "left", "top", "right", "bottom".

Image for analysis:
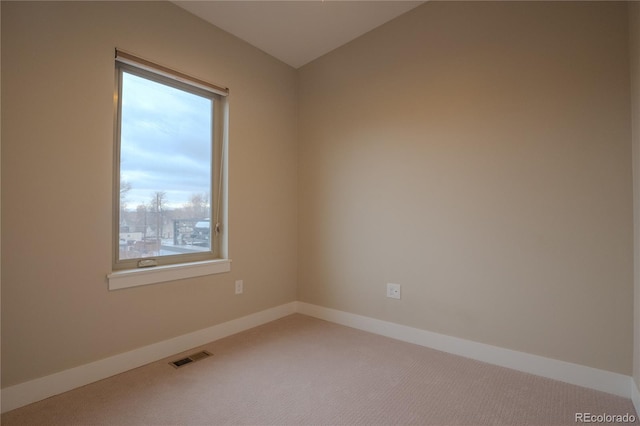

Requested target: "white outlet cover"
[
  {"left": 387, "top": 283, "right": 401, "bottom": 299},
  {"left": 235, "top": 280, "right": 243, "bottom": 294}
]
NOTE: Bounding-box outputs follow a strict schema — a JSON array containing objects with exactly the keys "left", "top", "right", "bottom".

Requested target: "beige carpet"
[{"left": 2, "top": 314, "right": 638, "bottom": 425}]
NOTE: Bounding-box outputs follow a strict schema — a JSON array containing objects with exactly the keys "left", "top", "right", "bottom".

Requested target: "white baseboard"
[
  {"left": 297, "top": 302, "right": 633, "bottom": 399},
  {"left": 632, "top": 380, "right": 640, "bottom": 416},
  {"left": 2, "top": 300, "right": 635, "bottom": 414},
  {"left": 0, "top": 302, "right": 297, "bottom": 413}
]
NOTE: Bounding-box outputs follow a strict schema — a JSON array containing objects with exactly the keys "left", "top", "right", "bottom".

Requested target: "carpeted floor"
[{"left": 2, "top": 313, "right": 638, "bottom": 425}]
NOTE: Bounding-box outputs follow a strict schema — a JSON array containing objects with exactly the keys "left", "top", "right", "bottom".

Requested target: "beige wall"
[
  {"left": 2, "top": 0, "right": 637, "bottom": 392},
  {"left": 1, "top": 1, "right": 298, "bottom": 387},
  {"left": 298, "top": 1, "right": 633, "bottom": 374},
  {"left": 631, "top": 0, "right": 640, "bottom": 391}
]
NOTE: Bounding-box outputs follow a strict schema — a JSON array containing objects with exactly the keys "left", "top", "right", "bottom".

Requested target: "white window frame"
[{"left": 107, "top": 50, "right": 230, "bottom": 290}]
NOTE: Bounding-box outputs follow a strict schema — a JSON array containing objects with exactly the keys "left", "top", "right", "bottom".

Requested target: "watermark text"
[{"left": 575, "top": 413, "right": 636, "bottom": 423}]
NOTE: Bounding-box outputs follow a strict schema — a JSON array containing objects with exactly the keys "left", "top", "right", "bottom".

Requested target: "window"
[{"left": 109, "top": 50, "right": 230, "bottom": 289}]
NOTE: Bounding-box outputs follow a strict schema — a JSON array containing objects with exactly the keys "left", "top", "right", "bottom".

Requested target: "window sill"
[{"left": 107, "top": 259, "right": 231, "bottom": 290}]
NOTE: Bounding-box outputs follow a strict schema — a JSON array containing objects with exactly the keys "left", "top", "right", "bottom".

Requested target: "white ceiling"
[{"left": 172, "top": 1, "right": 425, "bottom": 68}]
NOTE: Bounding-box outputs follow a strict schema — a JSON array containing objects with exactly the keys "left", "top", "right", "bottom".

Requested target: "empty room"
[{"left": 2, "top": 1, "right": 640, "bottom": 424}]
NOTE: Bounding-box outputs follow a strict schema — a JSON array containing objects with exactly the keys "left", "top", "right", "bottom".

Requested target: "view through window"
[{"left": 116, "top": 65, "right": 220, "bottom": 267}]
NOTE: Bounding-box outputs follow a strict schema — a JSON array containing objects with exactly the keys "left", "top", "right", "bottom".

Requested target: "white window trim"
[
  {"left": 108, "top": 49, "right": 231, "bottom": 288},
  {"left": 107, "top": 259, "right": 231, "bottom": 291}
]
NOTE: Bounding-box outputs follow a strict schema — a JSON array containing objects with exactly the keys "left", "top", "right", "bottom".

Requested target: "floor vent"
[{"left": 170, "top": 350, "right": 212, "bottom": 369}]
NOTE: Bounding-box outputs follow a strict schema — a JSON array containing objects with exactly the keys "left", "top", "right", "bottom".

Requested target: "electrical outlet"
[
  {"left": 386, "top": 283, "right": 401, "bottom": 299},
  {"left": 235, "top": 280, "right": 243, "bottom": 295}
]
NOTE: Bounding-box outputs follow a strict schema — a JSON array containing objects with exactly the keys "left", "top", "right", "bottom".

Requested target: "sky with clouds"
[{"left": 120, "top": 71, "right": 212, "bottom": 211}]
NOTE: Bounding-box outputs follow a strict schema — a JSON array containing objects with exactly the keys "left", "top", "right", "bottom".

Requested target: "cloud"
[{"left": 119, "top": 71, "right": 213, "bottom": 210}]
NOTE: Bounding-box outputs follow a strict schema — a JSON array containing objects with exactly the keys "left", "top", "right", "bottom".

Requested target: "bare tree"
[
  {"left": 119, "top": 181, "right": 133, "bottom": 227},
  {"left": 185, "top": 192, "right": 210, "bottom": 219},
  {"left": 150, "top": 191, "right": 168, "bottom": 239},
  {"left": 136, "top": 204, "right": 148, "bottom": 239}
]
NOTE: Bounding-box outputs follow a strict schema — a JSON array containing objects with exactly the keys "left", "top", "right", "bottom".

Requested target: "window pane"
[{"left": 118, "top": 70, "right": 213, "bottom": 261}]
